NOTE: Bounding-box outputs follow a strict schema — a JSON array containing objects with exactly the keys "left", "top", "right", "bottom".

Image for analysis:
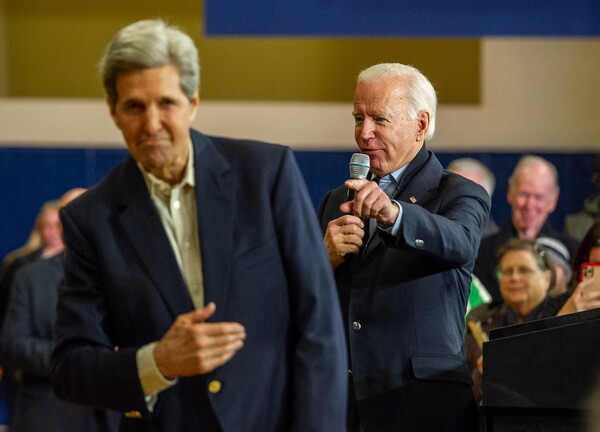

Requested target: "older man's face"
[
  {"left": 352, "top": 77, "right": 428, "bottom": 178},
  {"left": 507, "top": 162, "right": 558, "bottom": 239},
  {"left": 110, "top": 64, "right": 198, "bottom": 184}
]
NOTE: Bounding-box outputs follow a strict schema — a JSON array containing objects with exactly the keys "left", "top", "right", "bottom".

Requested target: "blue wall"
[
  {"left": 0, "top": 147, "right": 595, "bottom": 260},
  {"left": 206, "top": 0, "right": 600, "bottom": 36}
]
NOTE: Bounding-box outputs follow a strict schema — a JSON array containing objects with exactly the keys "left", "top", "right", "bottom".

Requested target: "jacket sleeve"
[
  {"left": 386, "top": 176, "right": 490, "bottom": 266},
  {"left": 51, "top": 204, "right": 148, "bottom": 414},
  {"left": 272, "top": 148, "right": 348, "bottom": 431}
]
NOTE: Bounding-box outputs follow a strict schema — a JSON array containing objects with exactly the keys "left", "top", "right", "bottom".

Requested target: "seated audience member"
[
  {"left": 448, "top": 157, "right": 499, "bottom": 237},
  {"left": 466, "top": 238, "right": 555, "bottom": 404},
  {"left": 536, "top": 237, "right": 572, "bottom": 297},
  {"left": 0, "top": 200, "right": 65, "bottom": 428},
  {"left": 0, "top": 191, "right": 117, "bottom": 432},
  {"left": 0, "top": 219, "right": 44, "bottom": 327},
  {"left": 547, "top": 221, "right": 600, "bottom": 316},
  {"left": 473, "top": 155, "right": 578, "bottom": 304},
  {"left": 564, "top": 153, "right": 600, "bottom": 242}
]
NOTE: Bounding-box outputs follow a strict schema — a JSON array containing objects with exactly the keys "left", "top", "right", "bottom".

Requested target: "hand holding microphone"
[
  {"left": 343, "top": 153, "right": 399, "bottom": 225},
  {"left": 323, "top": 153, "right": 370, "bottom": 269},
  {"left": 346, "top": 153, "right": 370, "bottom": 201}
]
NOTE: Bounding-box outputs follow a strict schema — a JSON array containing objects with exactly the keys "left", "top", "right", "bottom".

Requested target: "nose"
[
  {"left": 518, "top": 193, "right": 537, "bottom": 209},
  {"left": 357, "top": 119, "right": 375, "bottom": 142},
  {"left": 143, "top": 105, "right": 162, "bottom": 135}
]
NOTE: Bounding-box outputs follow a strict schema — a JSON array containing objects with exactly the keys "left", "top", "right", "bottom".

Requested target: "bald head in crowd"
[{"left": 507, "top": 155, "right": 559, "bottom": 240}]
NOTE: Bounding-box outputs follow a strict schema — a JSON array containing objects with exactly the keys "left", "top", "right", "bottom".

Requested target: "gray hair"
[
  {"left": 447, "top": 158, "right": 496, "bottom": 197},
  {"left": 357, "top": 63, "right": 437, "bottom": 141},
  {"left": 495, "top": 238, "right": 556, "bottom": 290},
  {"left": 99, "top": 19, "right": 200, "bottom": 107},
  {"left": 509, "top": 155, "right": 559, "bottom": 192}
]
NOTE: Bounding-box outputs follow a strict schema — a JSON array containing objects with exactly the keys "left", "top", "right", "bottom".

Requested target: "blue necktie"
[
  {"left": 378, "top": 174, "right": 396, "bottom": 198},
  {"left": 363, "top": 175, "right": 395, "bottom": 254}
]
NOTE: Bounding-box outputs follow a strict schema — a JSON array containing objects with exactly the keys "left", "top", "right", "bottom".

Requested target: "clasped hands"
[
  {"left": 153, "top": 302, "right": 246, "bottom": 379},
  {"left": 324, "top": 179, "right": 399, "bottom": 269}
]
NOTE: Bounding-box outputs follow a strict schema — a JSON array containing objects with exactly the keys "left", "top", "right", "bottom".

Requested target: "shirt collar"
[
  {"left": 387, "top": 165, "right": 407, "bottom": 184},
  {"left": 376, "top": 164, "right": 407, "bottom": 185},
  {"left": 506, "top": 297, "right": 548, "bottom": 325},
  {"left": 139, "top": 141, "right": 196, "bottom": 194}
]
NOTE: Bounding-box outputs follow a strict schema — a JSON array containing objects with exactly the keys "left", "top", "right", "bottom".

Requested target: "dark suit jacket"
[
  {"left": 52, "top": 130, "right": 347, "bottom": 432},
  {"left": 473, "top": 221, "right": 579, "bottom": 304},
  {"left": 318, "top": 146, "right": 490, "bottom": 420},
  {"left": 0, "top": 248, "right": 42, "bottom": 328},
  {"left": 1, "top": 254, "right": 117, "bottom": 432}
]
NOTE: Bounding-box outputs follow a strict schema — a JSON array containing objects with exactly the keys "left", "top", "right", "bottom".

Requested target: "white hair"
[{"left": 357, "top": 63, "right": 438, "bottom": 141}]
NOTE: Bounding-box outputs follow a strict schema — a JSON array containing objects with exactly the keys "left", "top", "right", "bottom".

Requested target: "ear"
[
  {"left": 544, "top": 269, "right": 553, "bottom": 291},
  {"left": 188, "top": 91, "right": 200, "bottom": 121},
  {"left": 547, "top": 190, "right": 559, "bottom": 213},
  {"left": 506, "top": 186, "right": 515, "bottom": 206},
  {"left": 416, "top": 110, "right": 430, "bottom": 142}
]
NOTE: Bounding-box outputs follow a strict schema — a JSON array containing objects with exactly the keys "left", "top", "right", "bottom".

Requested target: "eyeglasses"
[{"left": 496, "top": 267, "right": 538, "bottom": 279}]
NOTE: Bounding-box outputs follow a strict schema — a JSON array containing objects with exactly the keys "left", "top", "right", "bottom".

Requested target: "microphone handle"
[{"left": 346, "top": 189, "right": 356, "bottom": 201}]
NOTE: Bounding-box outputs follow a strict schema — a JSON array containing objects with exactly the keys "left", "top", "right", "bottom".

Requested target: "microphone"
[{"left": 347, "top": 153, "right": 370, "bottom": 201}]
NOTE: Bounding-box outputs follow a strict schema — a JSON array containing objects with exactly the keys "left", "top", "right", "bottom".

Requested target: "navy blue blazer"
[
  {"left": 318, "top": 147, "right": 490, "bottom": 404},
  {"left": 52, "top": 130, "right": 347, "bottom": 432}
]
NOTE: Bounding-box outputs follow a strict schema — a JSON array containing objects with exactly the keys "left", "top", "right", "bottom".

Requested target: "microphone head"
[{"left": 349, "top": 153, "right": 370, "bottom": 180}]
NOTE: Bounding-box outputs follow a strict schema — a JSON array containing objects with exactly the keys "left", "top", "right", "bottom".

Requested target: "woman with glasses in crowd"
[{"left": 465, "top": 238, "right": 555, "bottom": 404}]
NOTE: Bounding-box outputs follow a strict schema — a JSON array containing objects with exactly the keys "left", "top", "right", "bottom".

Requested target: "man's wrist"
[{"left": 379, "top": 201, "right": 400, "bottom": 227}]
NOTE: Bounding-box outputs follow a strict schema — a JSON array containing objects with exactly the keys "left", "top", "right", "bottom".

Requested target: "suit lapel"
[
  {"left": 191, "top": 131, "right": 234, "bottom": 322},
  {"left": 114, "top": 159, "right": 194, "bottom": 318}
]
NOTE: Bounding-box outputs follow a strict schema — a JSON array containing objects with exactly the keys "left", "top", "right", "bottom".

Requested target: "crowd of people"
[{"left": 0, "top": 18, "right": 599, "bottom": 432}]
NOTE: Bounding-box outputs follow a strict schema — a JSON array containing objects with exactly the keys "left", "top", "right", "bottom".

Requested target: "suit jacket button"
[
  {"left": 208, "top": 380, "right": 222, "bottom": 394},
  {"left": 415, "top": 239, "right": 425, "bottom": 248},
  {"left": 352, "top": 321, "right": 362, "bottom": 331}
]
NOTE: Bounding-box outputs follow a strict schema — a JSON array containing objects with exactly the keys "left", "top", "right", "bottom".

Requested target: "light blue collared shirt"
[{"left": 376, "top": 165, "right": 408, "bottom": 236}]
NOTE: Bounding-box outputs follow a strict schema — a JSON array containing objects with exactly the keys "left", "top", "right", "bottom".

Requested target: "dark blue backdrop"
[
  {"left": 206, "top": 0, "right": 600, "bottom": 36},
  {"left": 0, "top": 147, "right": 595, "bottom": 260}
]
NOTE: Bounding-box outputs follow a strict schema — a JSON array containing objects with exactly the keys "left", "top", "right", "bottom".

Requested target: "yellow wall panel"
[
  {"left": 5, "top": 0, "right": 479, "bottom": 104},
  {"left": 199, "top": 37, "right": 479, "bottom": 103}
]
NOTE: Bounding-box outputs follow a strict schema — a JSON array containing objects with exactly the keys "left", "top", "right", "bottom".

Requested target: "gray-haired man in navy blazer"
[
  {"left": 51, "top": 19, "right": 347, "bottom": 432},
  {"left": 319, "top": 63, "right": 490, "bottom": 432}
]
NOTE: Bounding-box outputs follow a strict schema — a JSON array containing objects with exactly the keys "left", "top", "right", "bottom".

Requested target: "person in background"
[
  {"left": 536, "top": 237, "right": 572, "bottom": 297},
  {"left": 0, "top": 195, "right": 82, "bottom": 429},
  {"left": 564, "top": 152, "right": 600, "bottom": 242},
  {"left": 465, "top": 238, "right": 555, "bottom": 404},
  {"left": 0, "top": 190, "right": 118, "bottom": 432},
  {"left": 51, "top": 19, "right": 347, "bottom": 432},
  {"left": 319, "top": 63, "right": 490, "bottom": 432},
  {"left": 0, "top": 209, "right": 43, "bottom": 429},
  {"left": 447, "top": 158, "right": 497, "bottom": 312},
  {"left": 473, "top": 155, "right": 578, "bottom": 304},
  {"left": 0, "top": 231, "right": 42, "bottom": 287},
  {"left": 547, "top": 221, "right": 600, "bottom": 316},
  {"left": 448, "top": 157, "right": 499, "bottom": 237},
  {"left": 0, "top": 215, "right": 44, "bottom": 328}
]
